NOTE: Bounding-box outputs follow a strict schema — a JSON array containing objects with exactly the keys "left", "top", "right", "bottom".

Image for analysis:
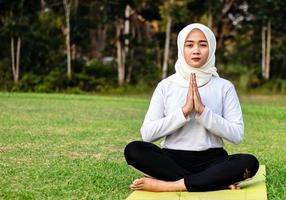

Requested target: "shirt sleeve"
[
  {"left": 195, "top": 84, "right": 244, "bottom": 144},
  {"left": 140, "top": 82, "right": 190, "bottom": 142}
]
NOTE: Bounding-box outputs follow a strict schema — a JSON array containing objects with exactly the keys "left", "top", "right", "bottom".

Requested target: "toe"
[
  {"left": 133, "top": 179, "right": 140, "bottom": 184},
  {"left": 131, "top": 184, "right": 143, "bottom": 190},
  {"left": 228, "top": 184, "right": 235, "bottom": 190}
]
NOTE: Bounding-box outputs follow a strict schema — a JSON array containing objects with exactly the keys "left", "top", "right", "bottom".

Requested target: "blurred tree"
[
  {"left": 63, "top": 0, "right": 72, "bottom": 80},
  {"left": 108, "top": 0, "right": 162, "bottom": 86},
  {"left": 238, "top": 0, "right": 286, "bottom": 80},
  {"left": 0, "top": 0, "right": 26, "bottom": 84},
  {"left": 0, "top": 0, "right": 285, "bottom": 92},
  {"left": 161, "top": 0, "right": 173, "bottom": 79},
  {"left": 85, "top": 0, "right": 110, "bottom": 59}
]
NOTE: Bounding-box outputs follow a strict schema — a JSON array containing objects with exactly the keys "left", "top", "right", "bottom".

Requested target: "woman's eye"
[
  {"left": 186, "top": 44, "right": 193, "bottom": 47},
  {"left": 200, "top": 43, "right": 207, "bottom": 47}
]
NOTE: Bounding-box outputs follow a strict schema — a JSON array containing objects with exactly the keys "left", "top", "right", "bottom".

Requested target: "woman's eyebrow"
[{"left": 185, "top": 40, "right": 208, "bottom": 43}]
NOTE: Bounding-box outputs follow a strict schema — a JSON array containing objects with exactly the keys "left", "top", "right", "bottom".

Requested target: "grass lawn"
[{"left": 0, "top": 92, "right": 285, "bottom": 200}]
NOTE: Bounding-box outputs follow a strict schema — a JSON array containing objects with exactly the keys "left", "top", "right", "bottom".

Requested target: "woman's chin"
[{"left": 190, "top": 64, "right": 203, "bottom": 68}]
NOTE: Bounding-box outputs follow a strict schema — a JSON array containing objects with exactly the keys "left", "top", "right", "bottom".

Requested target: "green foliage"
[
  {"left": 259, "top": 79, "right": 286, "bottom": 94},
  {"left": 0, "top": 0, "right": 286, "bottom": 93},
  {"left": 17, "top": 60, "right": 120, "bottom": 93},
  {"left": 99, "top": 81, "right": 153, "bottom": 95},
  {"left": 0, "top": 58, "right": 12, "bottom": 90},
  {"left": 19, "top": 73, "right": 43, "bottom": 92}
]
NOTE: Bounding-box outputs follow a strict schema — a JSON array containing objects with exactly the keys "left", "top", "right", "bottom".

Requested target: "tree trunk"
[
  {"left": 156, "top": 44, "right": 162, "bottom": 70},
  {"left": 265, "top": 20, "right": 271, "bottom": 80},
  {"left": 71, "top": 43, "right": 76, "bottom": 60},
  {"left": 89, "top": 29, "right": 97, "bottom": 58},
  {"left": 40, "top": 0, "right": 46, "bottom": 12},
  {"left": 116, "top": 19, "right": 124, "bottom": 86},
  {"left": 11, "top": 37, "right": 15, "bottom": 82},
  {"left": 125, "top": 4, "right": 132, "bottom": 84},
  {"left": 63, "top": 0, "right": 72, "bottom": 80},
  {"left": 162, "top": 0, "right": 173, "bottom": 79},
  {"left": 16, "top": 37, "right": 21, "bottom": 82},
  {"left": 89, "top": 26, "right": 107, "bottom": 59},
  {"left": 11, "top": 37, "right": 21, "bottom": 84},
  {"left": 207, "top": 7, "right": 213, "bottom": 28},
  {"left": 126, "top": 49, "right": 133, "bottom": 84},
  {"left": 124, "top": 5, "right": 131, "bottom": 56},
  {"left": 261, "top": 20, "right": 271, "bottom": 80},
  {"left": 261, "top": 25, "right": 266, "bottom": 79},
  {"left": 215, "top": 0, "right": 234, "bottom": 50}
]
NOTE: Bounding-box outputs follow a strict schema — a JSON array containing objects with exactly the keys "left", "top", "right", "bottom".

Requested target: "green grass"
[{"left": 0, "top": 93, "right": 285, "bottom": 200}]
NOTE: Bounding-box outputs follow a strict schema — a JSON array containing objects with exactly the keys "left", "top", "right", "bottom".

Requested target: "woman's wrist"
[
  {"left": 182, "top": 107, "right": 190, "bottom": 118},
  {"left": 197, "top": 105, "right": 205, "bottom": 115}
]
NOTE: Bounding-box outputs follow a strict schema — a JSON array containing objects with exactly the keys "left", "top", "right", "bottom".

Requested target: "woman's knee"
[
  {"left": 124, "top": 141, "right": 145, "bottom": 164},
  {"left": 241, "top": 154, "right": 259, "bottom": 178}
]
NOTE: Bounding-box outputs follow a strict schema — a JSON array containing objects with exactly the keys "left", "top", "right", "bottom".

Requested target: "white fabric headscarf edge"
[{"left": 166, "top": 23, "right": 219, "bottom": 87}]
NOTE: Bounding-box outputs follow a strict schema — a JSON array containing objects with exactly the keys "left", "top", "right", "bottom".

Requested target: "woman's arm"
[
  {"left": 140, "top": 82, "right": 190, "bottom": 142},
  {"left": 195, "top": 84, "right": 244, "bottom": 144}
]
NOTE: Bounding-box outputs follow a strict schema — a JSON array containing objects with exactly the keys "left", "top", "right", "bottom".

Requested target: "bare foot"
[
  {"left": 130, "top": 178, "right": 240, "bottom": 192},
  {"left": 228, "top": 184, "right": 241, "bottom": 190},
  {"left": 130, "top": 177, "right": 186, "bottom": 192}
]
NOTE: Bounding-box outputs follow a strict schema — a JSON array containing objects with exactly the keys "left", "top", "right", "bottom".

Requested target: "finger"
[
  {"left": 192, "top": 75, "right": 197, "bottom": 99},
  {"left": 193, "top": 85, "right": 199, "bottom": 108},
  {"left": 192, "top": 82, "right": 196, "bottom": 98},
  {"left": 133, "top": 178, "right": 144, "bottom": 185},
  {"left": 132, "top": 182, "right": 141, "bottom": 187},
  {"left": 193, "top": 74, "right": 201, "bottom": 100},
  {"left": 192, "top": 79, "right": 196, "bottom": 101},
  {"left": 191, "top": 73, "right": 195, "bottom": 86},
  {"left": 193, "top": 74, "right": 197, "bottom": 90},
  {"left": 195, "top": 84, "right": 200, "bottom": 100},
  {"left": 194, "top": 74, "right": 199, "bottom": 89},
  {"left": 191, "top": 83, "right": 195, "bottom": 104},
  {"left": 190, "top": 74, "right": 194, "bottom": 94},
  {"left": 131, "top": 181, "right": 144, "bottom": 187},
  {"left": 132, "top": 179, "right": 140, "bottom": 184},
  {"left": 131, "top": 182, "right": 144, "bottom": 188}
]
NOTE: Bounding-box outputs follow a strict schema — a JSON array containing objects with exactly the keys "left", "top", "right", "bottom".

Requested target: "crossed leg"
[{"left": 124, "top": 141, "right": 259, "bottom": 192}]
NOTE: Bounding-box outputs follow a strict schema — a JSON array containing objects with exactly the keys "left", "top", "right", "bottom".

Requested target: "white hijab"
[{"left": 166, "top": 23, "right": 219, "bottom": 87}]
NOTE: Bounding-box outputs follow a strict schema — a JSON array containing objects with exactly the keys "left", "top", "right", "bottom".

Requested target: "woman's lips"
[{"left": 192, "top": 58, "right": 201, "bottom": 62}]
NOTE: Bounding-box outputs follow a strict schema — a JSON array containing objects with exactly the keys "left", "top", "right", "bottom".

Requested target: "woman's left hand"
[{"left": 192, "top": 73, "right": 205, "bottom": 114}]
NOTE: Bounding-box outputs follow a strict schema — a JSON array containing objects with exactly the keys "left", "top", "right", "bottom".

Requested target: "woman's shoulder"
[
  {"left": 152, "top": 76, "right": 184, "bottom": 98},
  {"left": 151, "top": 79, "right": 171, "bottom": 96},
  {"left": 211, "top": 76, "right": 235, "bottom": 89},
  {"left": 156, "top": 77, "right": 176, "bottom": 90}
]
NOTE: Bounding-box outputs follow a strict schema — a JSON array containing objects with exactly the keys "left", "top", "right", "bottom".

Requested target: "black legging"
[{"left": 124, "top": 141, "right": 259, "bottom": 192}]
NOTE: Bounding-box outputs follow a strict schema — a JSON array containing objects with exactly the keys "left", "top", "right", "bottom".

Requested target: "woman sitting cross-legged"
[{"left": 124, "top": 23, "right": 259, "bottom": 192}]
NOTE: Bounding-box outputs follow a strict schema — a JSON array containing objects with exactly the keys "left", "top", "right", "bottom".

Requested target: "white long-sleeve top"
[{"left": 140, "top": 76, "right": 244, "bottom": 151}]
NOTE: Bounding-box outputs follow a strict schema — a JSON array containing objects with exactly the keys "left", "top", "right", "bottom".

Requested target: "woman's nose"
[
  {"left": 192, "top": 48, "right": 200, "bottom": 55},
  {"left": 192, "top": 45, "right": 200, "bottom": 54}
]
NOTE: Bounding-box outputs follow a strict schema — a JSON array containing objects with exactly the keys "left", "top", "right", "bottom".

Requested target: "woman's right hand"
[{"left": 182, "top": 74, "right": 194, "bottom": 118}]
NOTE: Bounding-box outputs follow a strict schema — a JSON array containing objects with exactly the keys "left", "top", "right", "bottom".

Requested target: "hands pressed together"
[{"left": 182, "top": 73, "right": 205, "bottom": 118}]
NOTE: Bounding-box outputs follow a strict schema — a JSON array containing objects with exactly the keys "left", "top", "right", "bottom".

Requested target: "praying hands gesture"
[{"left": 182, "top": 73, "right": 205, "bottom": 118}]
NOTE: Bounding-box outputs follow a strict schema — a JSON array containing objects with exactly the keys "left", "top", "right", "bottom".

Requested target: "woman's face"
[{"left": 183, "top": 29, "right": 209, "bottom": 68}]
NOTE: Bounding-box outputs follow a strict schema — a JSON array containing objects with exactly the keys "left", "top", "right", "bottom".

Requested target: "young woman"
[{"left": 124, "top": 23, "right": 259, "bottom": 192}]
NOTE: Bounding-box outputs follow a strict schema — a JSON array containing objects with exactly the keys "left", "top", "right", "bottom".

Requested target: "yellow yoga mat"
[{"left": 126, "top": 165, "right": 267, "bottom": 200}]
